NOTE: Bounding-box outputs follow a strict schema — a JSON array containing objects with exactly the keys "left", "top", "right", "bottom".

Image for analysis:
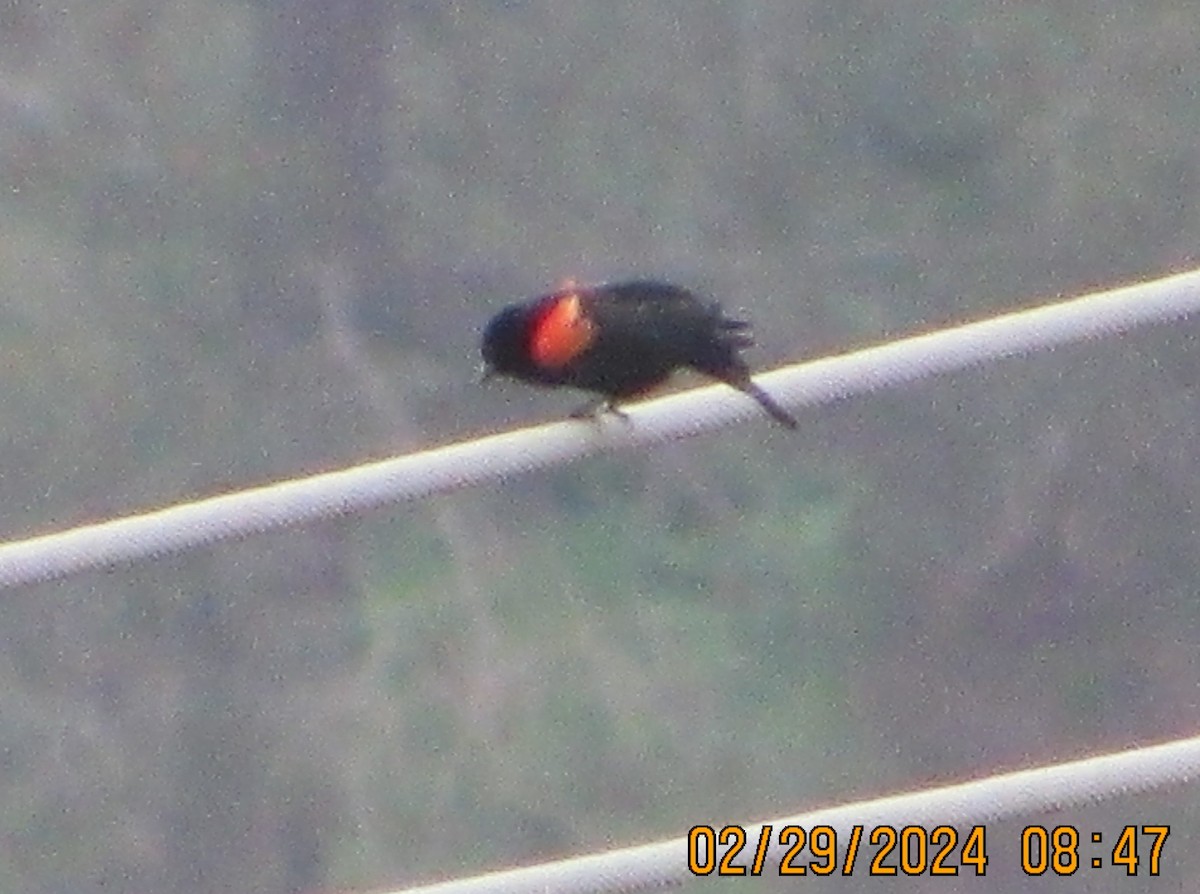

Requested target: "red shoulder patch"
[{"left": 529, "top": 291, "right": 597, "bottom": 369}]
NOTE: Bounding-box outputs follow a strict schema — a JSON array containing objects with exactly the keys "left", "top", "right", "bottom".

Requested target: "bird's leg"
[
  {"left": 568, "top": 398, "right": 605, "bottom": 420},
  {"left": 604, "top": 401, "right": 631, "bottom": 423},
  {"left": 568, "top": 398, "right": 630, "bottom": 423}
]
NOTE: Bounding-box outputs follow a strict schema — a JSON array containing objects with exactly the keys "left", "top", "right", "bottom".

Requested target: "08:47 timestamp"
[{"left": 1021, "top": 824, "right": 1169, "bottom": 876}]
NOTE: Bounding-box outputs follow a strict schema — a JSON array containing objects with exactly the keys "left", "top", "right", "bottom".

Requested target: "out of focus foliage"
[{"left": 2, "top": 2, "right": 1200, "bottom": 892}]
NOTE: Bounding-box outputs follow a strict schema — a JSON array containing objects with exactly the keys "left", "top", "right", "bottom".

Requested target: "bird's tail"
[
  {"left": 718, "top": 363, "right": 797, "bottom": 429},
  {"left": 710, "top": 313, "right": 796, "bottom": 428},
  {"left": 716, "top": 315, "right": 755, "bottom": 350},
  {"left": 741, "top": 379, "right": 798, "bottom": 429}
]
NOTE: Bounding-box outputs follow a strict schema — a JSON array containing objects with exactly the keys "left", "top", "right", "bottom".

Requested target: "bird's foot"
[{"left": 569, "top": 399, "right": 631, "bottom": 424}]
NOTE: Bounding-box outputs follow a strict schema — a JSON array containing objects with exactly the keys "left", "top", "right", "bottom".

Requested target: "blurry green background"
[{"left": 2, "top": 2, "right": 1199, "bottom": 891}]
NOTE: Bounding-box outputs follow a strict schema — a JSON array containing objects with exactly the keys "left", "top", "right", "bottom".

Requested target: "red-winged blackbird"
[{"left": 481, "top": 279, "right": 797, "bottom": 428}]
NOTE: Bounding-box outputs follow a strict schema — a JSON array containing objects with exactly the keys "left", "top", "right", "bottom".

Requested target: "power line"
[
  {"left": 393, "top": 734, "right": 1200, "bottom": 894},
  {"left": 2, "top": 267, "right": 1200, "bottom": 590}
]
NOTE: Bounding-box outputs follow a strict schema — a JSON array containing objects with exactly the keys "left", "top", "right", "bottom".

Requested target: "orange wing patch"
[{"left": 529, "top": 292, "right": 597, "bottom": 369}]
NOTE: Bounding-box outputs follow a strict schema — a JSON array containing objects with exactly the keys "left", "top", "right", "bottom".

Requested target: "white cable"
[
  {"left": 394, "top": 734, "right": 1200, "bottom": 894},
  {"left": 3, "top": 268, "right": 1200, "bottom": 589}
]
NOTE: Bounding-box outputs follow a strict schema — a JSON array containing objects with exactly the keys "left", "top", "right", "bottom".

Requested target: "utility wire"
[
  {"left": 2, "top": 267, "right": 1200, "bottom": 590},
  {"left": 394, "top": 734, "right": 1200, "bottom": 894}
]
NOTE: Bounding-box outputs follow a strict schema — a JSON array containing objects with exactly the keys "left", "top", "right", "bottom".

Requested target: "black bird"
[{"left": 481, "top": 279, "right": 796, "bottom": 428}]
